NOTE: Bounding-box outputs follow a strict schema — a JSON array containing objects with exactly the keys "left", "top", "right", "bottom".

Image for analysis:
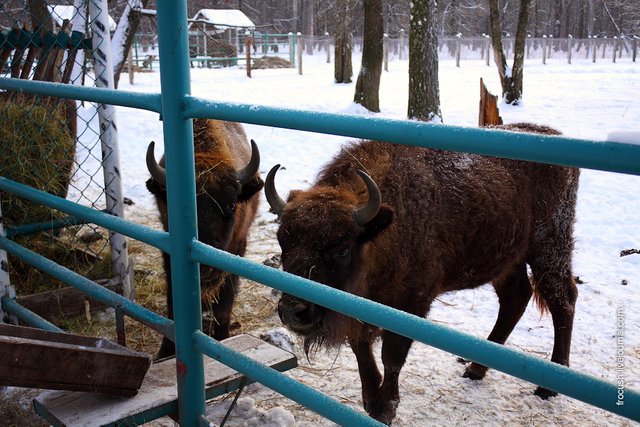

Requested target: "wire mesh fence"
[{"left": 0, "top": 0, "right": 131, "bottom": 316}]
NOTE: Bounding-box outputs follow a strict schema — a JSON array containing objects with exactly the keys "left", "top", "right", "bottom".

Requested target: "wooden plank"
[
  {"left": 33, "top": 334, "right": 297, "bottom": 427},
  {"left": 16, "top": 279, "right": 122, "bottom": 321}
]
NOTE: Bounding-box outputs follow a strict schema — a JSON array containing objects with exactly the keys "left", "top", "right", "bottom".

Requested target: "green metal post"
[{"left": 155, "top": 1, "right": 206, "bottom": 425}]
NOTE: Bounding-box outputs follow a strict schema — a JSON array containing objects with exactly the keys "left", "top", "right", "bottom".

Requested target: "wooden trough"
[{"left": 0, "top": 324, "right": 152, "bottom": 397}]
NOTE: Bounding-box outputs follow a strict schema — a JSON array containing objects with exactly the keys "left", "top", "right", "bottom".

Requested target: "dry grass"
[{"left": 0, "top": 96, "right": 75, "bottom": 226}]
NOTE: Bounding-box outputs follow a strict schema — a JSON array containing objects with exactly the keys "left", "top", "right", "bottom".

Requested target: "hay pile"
[
  {"left": 252, "top": 56, "right": 293, "bottom": 69},
  {"left": 0, "top": 95, "right": 76, "bottom": 226}
]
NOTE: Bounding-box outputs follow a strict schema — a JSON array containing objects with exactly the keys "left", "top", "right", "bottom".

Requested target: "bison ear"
[
  {"left": 238, "top": 176, "right": 264, "bottom": 202},
  {"left": 146, "top": 177, "right": 166, "bottom": 197},
  {"left": 359, "top": 204, "right": 394, "bottom": 242}
]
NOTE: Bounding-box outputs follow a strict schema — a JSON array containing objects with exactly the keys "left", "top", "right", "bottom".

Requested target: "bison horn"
[
  {"left": 353, "top": 170, "right": 381, "bottom": 226},
  {"left": 146, "top": 141, "right": 167, "bottom": 188},
  {"left": 236, "top": 139, "right": 260, "bottom": 186},
  {"left": 265, "top": 164, "right": 286, "bottom": 216}
]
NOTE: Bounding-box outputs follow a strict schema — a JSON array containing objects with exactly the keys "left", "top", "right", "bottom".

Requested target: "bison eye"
[
  {"left": 331, "top": 248, "right": 351, "bottom": 266},
  {"left": 229, "top": 202, "right": 236, "bottom": 212}
]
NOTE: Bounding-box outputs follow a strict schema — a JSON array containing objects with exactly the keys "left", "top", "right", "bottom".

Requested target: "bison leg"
[
  {"left": 349, "top": 335, "right": 382, "bottom": 415},
  {"left": 207, "top": 275, "right": 239, "bottom": 341},
  {"left": 366, "top": 331, "right": 413, "bottom": 424},
  {"left": 530, "top": 262, "right": 578, "bottom": 399},
  {"left": 464, "top": 262, "right": 532, "bottom": 380}
]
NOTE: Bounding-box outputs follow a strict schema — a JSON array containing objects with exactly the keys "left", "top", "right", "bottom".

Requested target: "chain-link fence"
[{"left": 0, "top": 0, "right": 131, "bottom": 320}]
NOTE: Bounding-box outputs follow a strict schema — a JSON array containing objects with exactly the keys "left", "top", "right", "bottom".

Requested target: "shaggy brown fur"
[
  {"left": 147, "top": 119, "right": 264, "bottom": 358},
  {"left": 268, "top": 123, "right": 579, "bottom": 424}
]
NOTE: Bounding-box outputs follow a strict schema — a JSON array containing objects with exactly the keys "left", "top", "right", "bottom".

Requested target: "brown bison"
[
  {"left": 265, "top": 123, "right": 580, "bottom": 424},
  {"left": 146, "top": 119, "right": 264, "bottom": 358}
]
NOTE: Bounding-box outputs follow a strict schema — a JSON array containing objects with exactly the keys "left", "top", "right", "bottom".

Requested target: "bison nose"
[{"left": 278, "top": 296, "right": 317, "bottom": 327}]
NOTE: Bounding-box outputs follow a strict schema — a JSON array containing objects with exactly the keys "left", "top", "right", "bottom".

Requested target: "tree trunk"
[
  {"left": 28, "top": 0, "right": 53, "bottom": 31},
  {"left": 302, "top": 0, "right": 314, "bottom": 54},
  {"left": 334, "top": 0, "right": 354, "bottom": 83},
  {"left": 407, "top": 0, "right": 442, "bottom": 122},
  {"left": 112, "top": 0, "right": 150, "bottom": 89},
  {"left": 489, "top": 0, "right": 531, "bottom": 105},
  {"left": 354, "top": 0, "right": 384, "bottom": 112}
]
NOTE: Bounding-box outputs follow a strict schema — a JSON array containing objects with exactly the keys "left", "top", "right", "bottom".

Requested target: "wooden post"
[
  {"left": 325, "top": 32, "right": 331, "bottom": 64},
  {"left": 297, "top": 32, "right": 302, "bottom": 75},
  {"left": 542, "top": 36, "right": 547, "bottom": 64},
  {"left": 602, "top": 37, "right": 607, "bottom": 59},
  {"left": 633, "top": 37, "right": 638, "bottom": 62},
  {"left": 485, "top": 35, "right": 490, "bottom": 66},
  {"left": 455, "top": 33, "right": 461, "bottom": 68},
  {"left": 0, "top": 201, "right": 18, "bottom": 326},
  {"left": 592, "top": 37, "right": 597, "bottom": 63},
  {"left": 526, "top": 35, "right": 531, "bottom": 59},
  {"left": 547, "top": 35, "right": 553, "bottom": 59},
  {"left": 612, "top": 37, "right": 618, "bottom": 63},
  {"left": 567, "top": 35, "right": 572, "bottom": 64},
  {"left": 127, "top": 46, "right": 134, "bottom": 84},
  {"left": 383, "top": 33, "right": 388, "bottom": 71},
  {"left": 478, "top": 78, "right": 503, "bottom": 127},
  {"left": 246, "top": 35, "right": 252, "bottom": 78}
]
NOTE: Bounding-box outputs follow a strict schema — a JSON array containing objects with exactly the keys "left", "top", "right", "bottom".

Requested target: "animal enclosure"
[{"left": 1, "top": 1, "right": 639, "bottom": 426}]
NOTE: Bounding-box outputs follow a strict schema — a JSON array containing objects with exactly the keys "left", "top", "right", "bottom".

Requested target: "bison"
[
  {"left": 146, "top": 119, "right": 264, "bottom": 358},
  {"left": 265, "top": 123, "right": 580, "bottom": 424}
]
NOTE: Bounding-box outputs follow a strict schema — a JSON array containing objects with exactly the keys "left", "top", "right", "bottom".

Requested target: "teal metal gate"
[{"left": 1, "top": 1, "right": 639, "bottom": 425}]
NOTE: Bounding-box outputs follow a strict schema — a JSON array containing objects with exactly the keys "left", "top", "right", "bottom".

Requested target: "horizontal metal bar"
[
  {"left": 190, "top": 240, "right": 640, "bottom": 422},
  {"left": 0, "top": 235, "right": 173, "bottom": 341},
  {"left": 5, "top": 213, "right": 93, "bottom": 239},
  {"left": 183, "top": 96, "right": 640, "bottom": 176},
  {"left": 0, "top": 177, "right": 169, "bottom": 254},
  {"left": 1, "top": 296, "right": 64, "bottom": 333},
  {"left": 0, "top": 77, "right": 162, "bottom": 113},
  {"left": 193, "top": 331, "right": 383, "bottom": 426}
]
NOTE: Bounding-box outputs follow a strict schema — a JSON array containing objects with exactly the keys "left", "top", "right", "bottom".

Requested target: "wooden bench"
[{"left": 33, "top": 334, "right": 297, "bottom": 426}]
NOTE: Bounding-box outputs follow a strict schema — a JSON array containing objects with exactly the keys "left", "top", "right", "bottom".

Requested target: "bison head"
[
  {"left": 145, "top": 140, "right": 264, "bottom": 291},
  {"left": 265, "top": 165, "right": 393, "bottom": 349}
]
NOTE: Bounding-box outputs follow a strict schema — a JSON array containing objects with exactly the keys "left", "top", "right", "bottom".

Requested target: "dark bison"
[
  {"left": 146, "top": 119, "right": 264, "bottom": 358},
  {"left": 265, "top": 123, "right": 580, "bottom": 424}
]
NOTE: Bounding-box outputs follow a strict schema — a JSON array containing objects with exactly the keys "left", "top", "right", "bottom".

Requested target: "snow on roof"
[
  {"left": 190, "top": 9, "right": 255, "bottom": 32},
  {"left": 48, "top": 5, "right": 116, "bottom": 32}
]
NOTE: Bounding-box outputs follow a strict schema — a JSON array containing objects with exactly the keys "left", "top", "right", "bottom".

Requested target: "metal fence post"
[
  {"left": 567, "top": 34, "right": 572, "bottom": 64},
  {"left": 613, "top": 36, "right": 618, "bottom": 63},
  {"left": 592, "top": 37, "right": 598, "bottom": 63},
  {"left": 88, "top": 0, "right": 133, "bottom": 300},
  {"left": 633, "top": 37, "right": 638, "bottom": 62},
  {"left": 155, "top": 0, "right": 206, "bottom": 424},
  {"left": 542, "top": 35, "right": 547, "bottom": 64},
  {"left": 289, "top": 32, "right": 295, "bottom": 65}
]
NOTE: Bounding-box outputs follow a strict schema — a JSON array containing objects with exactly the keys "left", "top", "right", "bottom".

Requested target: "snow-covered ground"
[{"left": 82, "top": 55, "right": 640, "bottom": 425}]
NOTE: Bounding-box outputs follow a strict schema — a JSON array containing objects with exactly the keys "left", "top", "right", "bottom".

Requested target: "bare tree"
[
  {"left": 334, "top": 0, "right": 354, "bottom": 83},
  {"left": 354, "top": 0, "right": 383, "bottom": 112},
  {"left": 488, "top": 0, "right": 531, "bottom": 105},
  {"left": 407, "top": 0, "right": 442, "bottom": 122}
]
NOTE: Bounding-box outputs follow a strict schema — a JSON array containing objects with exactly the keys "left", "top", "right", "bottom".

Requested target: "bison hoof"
[
  {"left": 534, "top": 386, "right": 558, "bottom": 400},
  {"left": 462, "top": 363, "right": 487, "bottom": 380},
  {"left": 365, "top": 398, "right": 398, "bottom": 425}
]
